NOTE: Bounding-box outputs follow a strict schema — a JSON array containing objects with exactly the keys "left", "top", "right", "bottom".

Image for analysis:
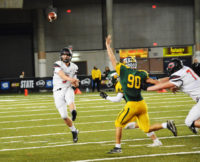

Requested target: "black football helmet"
[
  {"left": 60, "top": 47, "right": 73, "bottom": 63},
  {"left": 167, "top": 58, "right": 183, "bottom": 75}
]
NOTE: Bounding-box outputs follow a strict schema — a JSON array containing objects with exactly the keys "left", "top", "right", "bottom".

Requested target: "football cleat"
[
  {"left": 107, "top": 147, "right": 122, "bottom": 154},
  {"left": 71, "top": 110, "right": 77, "bottom": 121},
  {"left": 147, "top": 140, "right": 163, "bottom": 147},
  {"left": 71, "top": 129, "right": 79, "bottom": 143},
  {"left": 100, "top": 91, "right": 108, "bottom": 99},
  {"left": 189, "top": 126, "right": 198, "bottom": 134},
  {"left": 167, "top": 120, "right": 177, "bottom": 136}
]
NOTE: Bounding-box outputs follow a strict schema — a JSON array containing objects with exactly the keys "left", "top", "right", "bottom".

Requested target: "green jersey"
[{"left": 116, "top": 63, "right": 149, "bottom": 101}]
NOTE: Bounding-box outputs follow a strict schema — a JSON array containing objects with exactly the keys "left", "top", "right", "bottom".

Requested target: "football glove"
[{"left": 100, "top": 91, "right": 108, "bottom": 99}]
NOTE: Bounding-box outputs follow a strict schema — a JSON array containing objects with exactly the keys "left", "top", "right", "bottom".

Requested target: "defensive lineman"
[
  {"left": 148, "top": 58, "right": 200, "bottom": 134},
  {"left": 53, "top": 47, "right": 79, "bottom": 142},
  {"left": 105, "top": 35, "right": 177, "bottom": 153}
]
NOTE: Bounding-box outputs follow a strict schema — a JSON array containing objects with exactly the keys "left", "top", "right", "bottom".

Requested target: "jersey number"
[
  {"left": 127, "top": 74, "right": 141, "bottom": 89},
  {"left": 186, "top": 69, "right": 197, "bottom": 80}
]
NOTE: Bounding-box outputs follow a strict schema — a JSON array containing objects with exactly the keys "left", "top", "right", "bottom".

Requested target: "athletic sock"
[
  {"left": 69, "top": 125, "right": 76, "bottom": 132},
  {"left": 162, "top": 122, "right": 167, "bottom": 129},
  {"left": 115, "top": 144, "right": 121, "bottom": 148}
]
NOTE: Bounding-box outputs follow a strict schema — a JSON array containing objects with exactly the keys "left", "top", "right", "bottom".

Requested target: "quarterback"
[
  {"left": 148, "top": 58, "right": 200, "bottom": 134},
  {"left": 53, "top": 47, "right": 79, "bottom": 143}
]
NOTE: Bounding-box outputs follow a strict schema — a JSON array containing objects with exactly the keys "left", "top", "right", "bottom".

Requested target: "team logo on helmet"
[
  {"left": 123, "top": 56, "right": 137, "bottom": 69},
  {"left": 167, "top": 58, "right": 183, "bottom": 75}
]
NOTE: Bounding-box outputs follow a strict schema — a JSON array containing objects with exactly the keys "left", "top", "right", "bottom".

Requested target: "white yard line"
[
  {"left": 0, "top": 129, "right": 115, "bottom": 139},
  {"left": 161, "top": 145, "right": 185, "bottom": 148},
  {"left": 0, "top": 127, "right": 196, "bottom": 140},
  {"left": 0, "top": 121, "right": 186, "bottom": 130},
  {"left": 0, "top": 134, "right": 198, "bottom": 152},
  {"left": 0, "top": 114, "right": 186, "bottom": 124},
  {"left": 0, "top": 107, "right": 190, "bottom": 118},
  {"left": 72, "top": 151, "right": 200, "bottom": 162},
  {"left": 0, "top": 104, "right": 192, "bottom": 116}
]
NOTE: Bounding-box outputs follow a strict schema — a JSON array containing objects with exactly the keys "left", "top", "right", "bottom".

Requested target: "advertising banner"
[
  {"left": 163, "top": 46, "right": 193, "bottom": 57},
  {"left": 0, "top": 76, "right": 114, "bottom": 93},
  {"left": 119, "top": 48, "right": 148, "bottom": 59}
]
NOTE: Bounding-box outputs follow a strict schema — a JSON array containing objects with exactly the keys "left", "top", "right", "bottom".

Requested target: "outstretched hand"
[
  {"left": 105, "top": 35, "right": 112, "bottom": 47},
  {"left": 71, "top": 79, "right": 80, "bottom": 87}
]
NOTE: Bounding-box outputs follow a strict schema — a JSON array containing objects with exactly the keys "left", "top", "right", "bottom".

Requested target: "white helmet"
[{"left": 123, "top": 56, "right": 137, "bottom": 69}]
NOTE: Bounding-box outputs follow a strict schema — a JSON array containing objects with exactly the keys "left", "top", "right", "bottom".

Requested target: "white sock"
[
  {"left": 153, "top": 138, "right": 160, "bottom": 143},
  {"left": 146, "top": 131, "right": 155, "bottom": 137},
  {"left": 162, "top": 122, "right": 167, "bottom": 129},
  {"left": 124, "top": 122, "right": 136, "bottom": 129},
  {"left": 115, "top": 144, "right": 121, "bottom": 148},
  {"left": 69, "top": 125, "right": 76, "bottom": 132}
]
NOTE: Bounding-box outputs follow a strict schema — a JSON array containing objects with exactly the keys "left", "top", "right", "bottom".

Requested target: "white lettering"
[{"left": 20, "top": 80, "right": 34, "bottom": 88}]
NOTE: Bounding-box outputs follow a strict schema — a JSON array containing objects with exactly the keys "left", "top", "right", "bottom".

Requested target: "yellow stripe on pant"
[{"left": 115, "top": 100, "right": 150, "bottom": 133}]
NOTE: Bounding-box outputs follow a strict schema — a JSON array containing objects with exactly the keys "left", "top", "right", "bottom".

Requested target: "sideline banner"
[
  {"left": 0, "top": 76, "right": 114, "bottom": 93},
  {"left": 163, "top": 46, "right": 193, "bottom": 57},
  {"left": 119, "top": 48, "right": 148, "bottom": 59}
]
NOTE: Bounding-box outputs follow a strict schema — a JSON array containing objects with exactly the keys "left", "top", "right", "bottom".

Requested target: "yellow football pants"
[{"left": 115, "top": 100, "right": 150, "bottom": 133}]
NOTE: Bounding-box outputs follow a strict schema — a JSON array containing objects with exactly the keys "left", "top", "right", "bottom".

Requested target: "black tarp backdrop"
[{"left": 0, "top": 0, "right": 194, "bottom": 79}]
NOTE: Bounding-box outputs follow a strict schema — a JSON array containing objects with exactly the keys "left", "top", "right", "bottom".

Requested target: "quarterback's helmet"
[
  {"left": 123, "top": 56, "right": 137, "bottom": 69},
  {"left": 167, "top": 58, "right": 183, "bottom": 75},
  {"left": 60, "top": 47, "right": 73, "bottom": 63}
]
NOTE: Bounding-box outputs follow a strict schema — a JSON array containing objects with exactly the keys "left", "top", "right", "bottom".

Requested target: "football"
[{"left": 47, "top": 12, "right": 57, "bottom": 22}]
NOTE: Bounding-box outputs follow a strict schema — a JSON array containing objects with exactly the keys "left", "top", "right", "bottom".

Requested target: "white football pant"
[
  {"left": 185, "top": 101, "right": 200, "bottom": 127},
  {"left": 53, "top": 87, "right": 75, "bottom": 119}
]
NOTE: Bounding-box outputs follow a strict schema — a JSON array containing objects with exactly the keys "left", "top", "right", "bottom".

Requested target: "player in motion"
[
  {"left": 100, "top": 59, "right": 163, "bottom": 147},
  {"left": 105, "top": 35, "right": 177, "bottom": 153},
  {"left": 147, "top": 58, "right": 200, "bottom": 134},
  {"left": 53, "top": 47, "right": 79, "bottom": 143}
]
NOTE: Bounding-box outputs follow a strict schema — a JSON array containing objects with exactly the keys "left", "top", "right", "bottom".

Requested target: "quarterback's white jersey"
[
  {"left": 169, "top": 66, "right": 200, "bottom": 101},
  {"left": 53, "top": 61, "right": 78, "bottom": 91}
]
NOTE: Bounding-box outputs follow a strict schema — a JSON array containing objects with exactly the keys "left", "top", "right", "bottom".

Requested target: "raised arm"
[{"left": 105, "top": 35, "right": 117, "bottom": 69}]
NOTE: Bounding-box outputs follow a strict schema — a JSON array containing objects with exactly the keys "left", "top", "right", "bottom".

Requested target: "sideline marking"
[
  {"left": 0, "top": 134, "right": 198, "bottom": 148},
  {"left": 0, "top": 100, "right": 16, "bottom": 102},
  {"left": 72, "top": 151, "right": 200, "bottom": 162}
]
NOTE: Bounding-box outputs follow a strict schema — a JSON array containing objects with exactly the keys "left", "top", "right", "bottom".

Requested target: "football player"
[
  {"left": 147, "top": 58, "right": 200, "bottom": 134},
  {"left": 100, "top": 63, "right": 162, "bottom": 147},
  {"left": 105, "top": 35, "right": 177, "bottom": 154},
  {"left": 53, "top": 47, "right": 79, "bottom": 143}
]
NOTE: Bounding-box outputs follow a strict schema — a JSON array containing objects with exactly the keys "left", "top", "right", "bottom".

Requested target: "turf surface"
[{"left": 0, "top": 91, "right": 200, "bottom": 161}]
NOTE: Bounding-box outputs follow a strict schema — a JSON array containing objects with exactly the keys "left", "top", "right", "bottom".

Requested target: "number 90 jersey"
[{"left": 116, "top": 63, "right": 149, "bottom": 101}]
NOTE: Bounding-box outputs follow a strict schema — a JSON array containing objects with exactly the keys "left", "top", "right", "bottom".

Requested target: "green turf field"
[{"left": 0, "top": 91, "right": 200, "bottom": 162}]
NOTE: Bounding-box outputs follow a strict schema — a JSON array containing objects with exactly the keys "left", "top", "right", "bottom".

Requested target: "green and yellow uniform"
[{"left": 115, "top": 63, "right": 150, "bottom": 133}]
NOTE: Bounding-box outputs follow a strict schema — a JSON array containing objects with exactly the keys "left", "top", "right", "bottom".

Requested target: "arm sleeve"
[
  {"left": 169, "top": 75, "right": 183, "bottom": 87},
  {"left": 106, "top": 92, "right": 123, "bottom": 102}
]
